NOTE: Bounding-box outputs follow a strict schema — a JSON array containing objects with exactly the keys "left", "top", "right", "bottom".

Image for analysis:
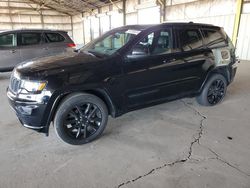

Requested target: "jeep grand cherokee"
[{"left": 7, "top": 23, "right": 238, "bottom": 145}]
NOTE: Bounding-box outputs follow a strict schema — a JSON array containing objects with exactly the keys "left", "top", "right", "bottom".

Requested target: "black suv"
[{"left": 7, "top": 23, "right": 238, "bottom": 145}]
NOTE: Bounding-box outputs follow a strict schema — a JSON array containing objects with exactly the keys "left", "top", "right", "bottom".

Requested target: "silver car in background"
[{"left": 0, "top": 29, "right": 75, "bottom": 72}]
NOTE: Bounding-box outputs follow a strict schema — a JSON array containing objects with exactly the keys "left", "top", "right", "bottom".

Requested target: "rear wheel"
[
  {"left": 196, "top": 74, "right": 227, "bottom": 106},
  {"left": 54, "top": 93, "right": 108, "bottom": 145}
]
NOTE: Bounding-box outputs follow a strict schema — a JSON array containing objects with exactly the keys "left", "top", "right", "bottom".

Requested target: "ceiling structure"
[
  {"left": 28, "top": 0, "right": 118, "bottom": 15},
  {"left": 1, "top": 0, "right": 119, "bottom": 15},
  {"left": 30, "top": 0, "right": 114, "bottom": 15}
]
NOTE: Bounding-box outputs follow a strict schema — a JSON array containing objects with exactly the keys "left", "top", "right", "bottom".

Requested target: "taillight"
[{"left": 67, "top": 43, "right": 76, "bottom": 48}]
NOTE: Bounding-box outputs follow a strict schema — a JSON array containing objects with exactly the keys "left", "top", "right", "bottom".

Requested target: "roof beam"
[
  {"left": 80, "top": 0, "right": 99, "bottom": 9},
  {"left": 27, "top": 0, "right": 71, "bottom": 15}
]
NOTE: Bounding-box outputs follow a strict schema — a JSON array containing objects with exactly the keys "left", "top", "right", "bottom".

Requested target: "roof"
[
  {"left": 0, "top": 29, "right": 67, "bottom": 34},
  {"left": 27, "top": 0, "right": 119, "bottom": 15},
  {"left": 114, "top": 22, "right": 220, "bottom": 31}
]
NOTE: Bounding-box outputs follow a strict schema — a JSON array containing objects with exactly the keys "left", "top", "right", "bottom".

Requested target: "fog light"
[{"left": 17, "top": 105, "right": 38, "bottom": 115}]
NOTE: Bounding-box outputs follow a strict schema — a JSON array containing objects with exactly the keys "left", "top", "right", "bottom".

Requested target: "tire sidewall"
[
  {"left": 54, "top": 93, "right": 108, "bottom": 145},
  {"left": 198, "top": 74, "right": 227, "bottom": 106}
]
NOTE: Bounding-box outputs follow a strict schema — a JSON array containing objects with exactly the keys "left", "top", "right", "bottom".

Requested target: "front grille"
[{"left": 9, "top": 77, "right": 21, "bottom": 93}]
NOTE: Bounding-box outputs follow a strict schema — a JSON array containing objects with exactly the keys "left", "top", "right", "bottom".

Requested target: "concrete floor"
[{"left": 0, "top": 62, "right": 250, "bottom": 188}]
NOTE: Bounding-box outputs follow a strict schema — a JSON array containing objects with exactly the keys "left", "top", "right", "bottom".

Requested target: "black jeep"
[{"left": 7, "top": 23, "right": 238, "bottom": 145}]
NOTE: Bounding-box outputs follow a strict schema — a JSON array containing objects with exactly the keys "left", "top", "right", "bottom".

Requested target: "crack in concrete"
[
  {"left": 204, "top": 145, "right": 250, "bottom": 177},
  {"left": 181, "top": 100, "right": 207, "bottom": 158},
  {"left": 116, "top": 100, "right": 207, "bottom": 188}
]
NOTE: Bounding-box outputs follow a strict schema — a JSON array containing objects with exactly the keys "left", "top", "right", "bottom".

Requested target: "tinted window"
[
  {"left": 19, "top": 32, "right": 42, "bottom": 46},
  {"left": 90, "top": 30, "right": 138, "bottom": 55},
  {"left": 45, "top": 33, "right": 65, "bottom": 43},
  {"left": 129, "top": 29, "right": 173, "bottom": 57},
  {"left": 0, "top": 33, "right": 16, "bottom": 47},
  {"left": 202, "top": 29, "right": 227, "bottom": 47},
  {"left": 129, "top": 32, "right": 154, "bottom": 56},
  {"left": 179, "top": 29, "right": 203, "bottom": 51},
  {"left": 152, "top": 30, "right": 172, "bottom": 54}
]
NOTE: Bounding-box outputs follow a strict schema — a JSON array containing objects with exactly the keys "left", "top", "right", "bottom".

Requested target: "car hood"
[{"left": 16, "top": 51, "right": 103, "bottom": 78}]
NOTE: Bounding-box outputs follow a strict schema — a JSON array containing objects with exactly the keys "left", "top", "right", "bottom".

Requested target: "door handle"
[
  {"left": 10, "top": 50, "right": 17, "bottom": 53},
  {"left": 43, "top": 47, "right": 49, "bottom": 50},
  {"left": 106, "top": 77, "right": 117, "bottom": 85},
  {"left": 163, "top": 58, "right": 176, "bottom": 64}
]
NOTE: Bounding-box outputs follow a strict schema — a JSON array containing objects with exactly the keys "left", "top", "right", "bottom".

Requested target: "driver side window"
[
  {"left": 129, "top": 29, "right": 172, "bottom": 57},
  {"left": 129, "top": 32, "right": 155, "bottom": 56}
]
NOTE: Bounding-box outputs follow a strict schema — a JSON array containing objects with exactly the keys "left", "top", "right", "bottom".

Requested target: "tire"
[
  {"left": 196, "top": 74, "right": 227, "bottom": 106},
  {"left": 54, "top": 93, "right": 108, "bottom": 145}
]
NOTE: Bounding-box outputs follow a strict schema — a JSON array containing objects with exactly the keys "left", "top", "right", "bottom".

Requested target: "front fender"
[{"left": 40, "top": 86, "right": 118, "bottom": 135}]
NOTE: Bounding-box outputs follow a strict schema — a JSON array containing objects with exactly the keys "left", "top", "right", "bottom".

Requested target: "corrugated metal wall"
[
  {"left": 71, "top": 0, "right": 250, "bottom": 60},
  {"left": 236, "top": 2, "right": 250, "bottom": 60},
  {"left": 0, "top": 1, "right": 73, "bottom": 37},
  {"left": 165, "top": 15, "right": 235, "bottom": 39},
  {"left": 164, "top": 0, "right": 236, "bottom": 38}
]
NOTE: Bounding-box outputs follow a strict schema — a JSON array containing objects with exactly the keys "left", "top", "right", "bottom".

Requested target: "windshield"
[{"left": 82, "top": 29, "right": 141, "bottom": 56}]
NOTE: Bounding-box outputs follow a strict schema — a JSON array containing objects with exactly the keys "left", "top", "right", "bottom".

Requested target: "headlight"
[{"left": 20, "top": 80, "right": 47, "bottom": 93}]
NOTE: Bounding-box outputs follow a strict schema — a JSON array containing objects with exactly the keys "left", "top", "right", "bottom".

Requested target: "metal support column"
[
  {"left": 232, "top": 0, "right": 243, "bottom": 46},
  {"left": 82, "top": 12, "right": 85, "bottom": 45},
  {"left": 157, "top": 0, "right": 165, "bottom": 23},
  {"left": 98, "top": 8, "right": 102, "bottom": 35},
  {"left": 40, "top": 10, "right": 44, "bottom": 29},
  {"left": 71, "top": 15, "right": 74, "bottom": 39},
  {"left": 122, "top": 0, "right": 126, "bottom": 26}
]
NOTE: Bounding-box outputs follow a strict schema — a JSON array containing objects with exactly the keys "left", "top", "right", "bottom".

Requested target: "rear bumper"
[
  {"left": 229, "top": 60, "right": 238, "bottom": 83},
  {"left": 7, "top": 88, "right": 50, "bottom": 132}
]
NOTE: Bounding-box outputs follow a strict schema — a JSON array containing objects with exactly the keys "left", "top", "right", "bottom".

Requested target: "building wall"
[
  {"left": 236, "top": 1, "right": 250, "bottom": 60},
  {"left": 0, "top": 0, "right": 73, "bottom": 37},
  {"left": 73, "top": 0, "right": 237, "bottom": 43},
  {"left": 72, "top": 0, "right": 160, "bottom": 45},
  {"left": 164, "top": 0, "right": 236, "bottom": 38}
]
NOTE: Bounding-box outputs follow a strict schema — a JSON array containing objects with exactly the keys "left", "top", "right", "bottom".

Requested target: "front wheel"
[
  {"left": 54, "top": 93, "right": 108, "bottom": 145},
  {"left": 196, "top": 74, "right": 227, "bottom": 106}
]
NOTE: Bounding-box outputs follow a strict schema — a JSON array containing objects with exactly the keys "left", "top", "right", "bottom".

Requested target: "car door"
[
  {"left": 0, "top": 32, "right": 21, "bottom": 70},
  {"left": 121, "top": 26, "right": 207, "bottom": 110},
  {"left": 18, "top": 31, "right": 49, "bottom": 62},
  {"left": 174, "top": 26, "right": 212, "bottom": 92}
]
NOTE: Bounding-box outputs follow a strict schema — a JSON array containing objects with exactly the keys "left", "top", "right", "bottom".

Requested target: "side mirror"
[
  {"left": 126, "top": 44, "right": 150, "bottom": 59},
  {"left": 131, "top": 47, "right": 147, "bottom": 56},
  {"left": 73, "top": 49, "right": 80, "bottom": 53}
]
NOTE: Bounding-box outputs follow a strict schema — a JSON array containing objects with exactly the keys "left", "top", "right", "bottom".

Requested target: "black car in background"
[
  {"left": 7, "top": 22, "right": 238, "bottom": 145},
  {"left": 0, "top": 29, "right": 75, "bottom": 72}
]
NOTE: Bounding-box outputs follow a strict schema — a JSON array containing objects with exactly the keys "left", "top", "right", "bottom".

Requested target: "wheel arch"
[
  {"left": 199, "top": 65, "right": 230, "bottom": 93},
  {"left": 42, "top": 88, "right": 117, "bottom": 135}
]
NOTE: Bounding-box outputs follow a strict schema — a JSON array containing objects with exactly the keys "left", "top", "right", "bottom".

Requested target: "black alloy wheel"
[
  {"left": 54, "top": 93, "right": 108, "bottom": 145},
  {"left": 196, "top": 74, "right": 227, "bottom": 106},
  {"left": 207, "top": 79, "right": 226, "bottom": 105},
  {"left": 63, "top": 103, "right": 102, "bottom": 139}
]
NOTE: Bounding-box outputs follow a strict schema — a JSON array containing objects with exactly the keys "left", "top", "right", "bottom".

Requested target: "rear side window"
[
  {"left": 45, "top": 33, "right": 65, "bottom": 43},
  {"left": 19, "top": 32, "right": 43, "bottom": 46},
  {"left": 179, "top": 29, "right": 203, "bottom": 51},
  {"left": 202, "top": 29, "right": 227, "bottom": 48},
  {"left": 0, "top": 33, "right": 16, "bottom": 47}
]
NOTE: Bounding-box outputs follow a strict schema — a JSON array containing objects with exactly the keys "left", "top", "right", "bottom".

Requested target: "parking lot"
[{"left": 0, "top": 61, "right": 249, "bottom": 188}]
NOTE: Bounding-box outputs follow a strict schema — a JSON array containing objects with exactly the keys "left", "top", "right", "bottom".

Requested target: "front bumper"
[{"left": 7, "top": 88, "right": 51, "bottom": 131}]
